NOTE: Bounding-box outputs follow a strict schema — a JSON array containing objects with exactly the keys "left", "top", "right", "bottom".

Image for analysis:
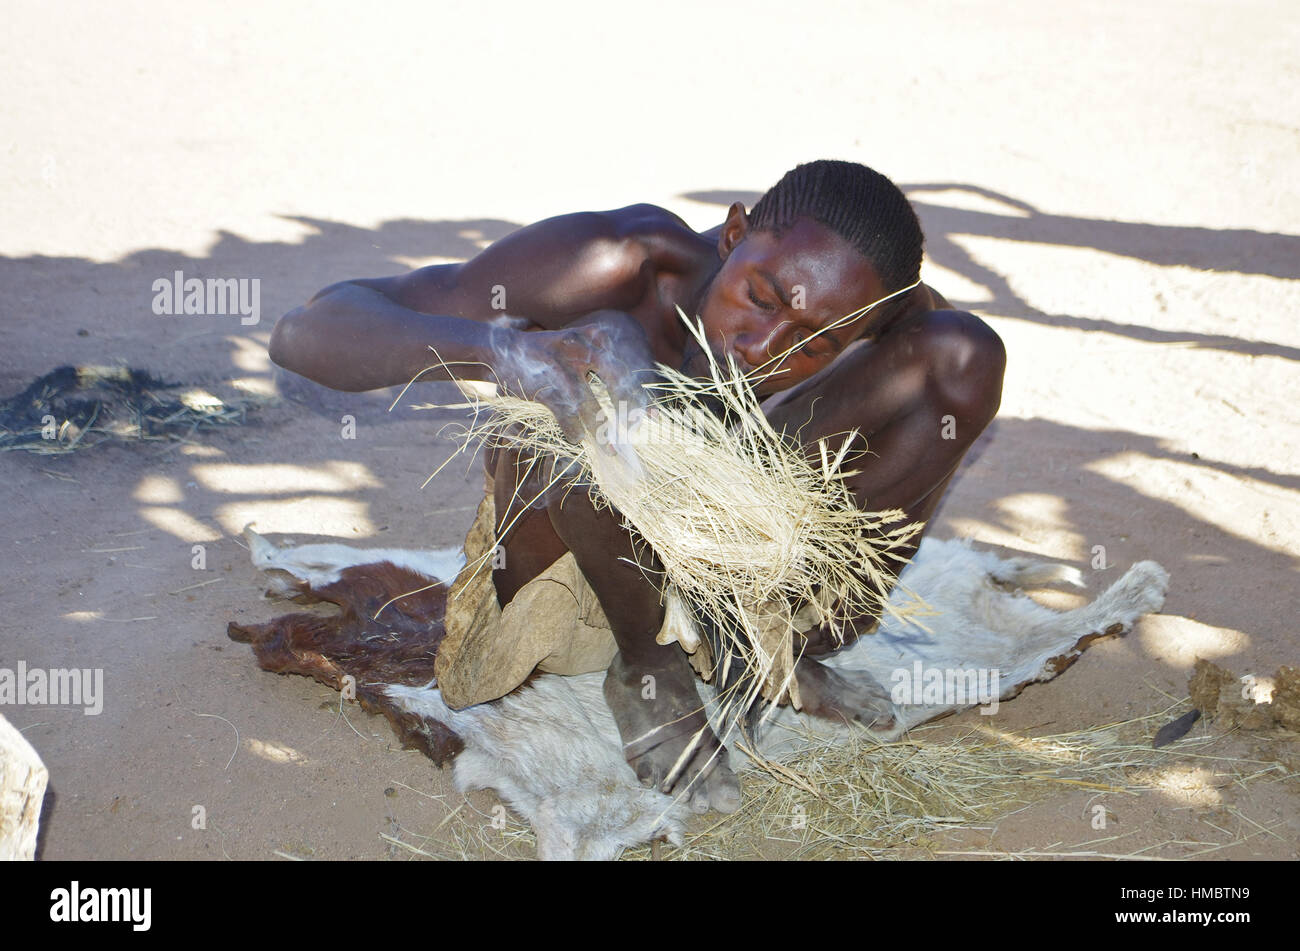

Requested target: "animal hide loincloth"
[{"left": 434, "top": 492, "right": 619, "bottom": 709}]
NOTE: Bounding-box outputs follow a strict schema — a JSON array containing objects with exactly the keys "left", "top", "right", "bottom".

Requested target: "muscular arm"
[
  {"left": 768, "top": 308, "right": 1005, "bottom": 516},
  {"left": 268, "top": 283, "right": 505, "bottom": 393},
  {"left": 268, "top": 204, "right": 689, "bottom": 392}
]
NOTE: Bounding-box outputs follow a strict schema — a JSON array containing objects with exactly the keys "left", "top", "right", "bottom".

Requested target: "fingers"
[
  {"left": 572, "top": 392, "right": 609, "bottom": 446},
  {"left": 524, "top": 314, "right": 661, "bottom": 452},
  {"left": 583, "top": 312, "right": 659, "bottom": 410},
  {"left": 531, "top": 383, "right": 585, "bottom": 444},
  {"left": 583, "top": 352, "right": 652, "bottom": 412}
]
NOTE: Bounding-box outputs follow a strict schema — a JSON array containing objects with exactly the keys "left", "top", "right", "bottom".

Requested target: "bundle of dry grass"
[{"left": 430, "top": 313, "right": 922, "bottom": 720}]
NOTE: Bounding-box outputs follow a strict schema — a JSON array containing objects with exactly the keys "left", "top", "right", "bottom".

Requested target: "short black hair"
[{"left": 749, "top": 160, "right": 924, "bottom": 293}]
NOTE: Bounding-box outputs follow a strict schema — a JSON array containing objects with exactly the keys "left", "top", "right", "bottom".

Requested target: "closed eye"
[
  {"left": 793, "top": 327, "right": 835, "bottom": 358},
  {"left": 748, "top": 287, "right": 777, "bottom": 311}
]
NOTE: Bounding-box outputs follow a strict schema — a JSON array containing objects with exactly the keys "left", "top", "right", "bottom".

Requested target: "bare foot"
[
  {"left": 795, "top": 655, "right": 901, "bottom": 734},
  {"left": 603, "top": 652, "right": 742, "bottom": 814}
]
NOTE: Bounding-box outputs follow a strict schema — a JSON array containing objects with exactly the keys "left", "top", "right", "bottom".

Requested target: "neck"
[
  {"left": 681, "top": 248, "right": 723, "bottom": 318},
  {"left": 865, "top": 283, "right": 927, "bottom": 339}
]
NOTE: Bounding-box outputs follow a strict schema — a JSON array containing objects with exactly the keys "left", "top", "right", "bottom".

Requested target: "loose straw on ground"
[{"left": 410, "top": 700, "right": 1294, "bottom": 861}]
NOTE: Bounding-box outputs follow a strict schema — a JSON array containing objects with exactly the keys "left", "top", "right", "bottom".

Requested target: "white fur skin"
[
  {"left": 242, "top": 523, "right": 464, "bottom": 594},
  {"left": 243, "top": 532, "right": 1168, "bottom": 859},
  {"left": 385, "top": 675, "right": 688, "bottom": 860},
  {"left": 754, "top": 538, "right": 1169, "bottom": 757}
]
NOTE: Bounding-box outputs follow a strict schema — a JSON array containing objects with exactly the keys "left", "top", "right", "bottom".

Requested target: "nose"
[{"left": 733, "top": 317, "right": 791, "bottom": 371}]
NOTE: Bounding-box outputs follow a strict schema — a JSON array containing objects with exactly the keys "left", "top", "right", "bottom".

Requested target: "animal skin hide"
[{"left": 230, "top": 528, "right": 1168, "bottom": 860}]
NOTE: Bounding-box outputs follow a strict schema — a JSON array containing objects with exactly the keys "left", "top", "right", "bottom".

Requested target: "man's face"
[{"left": 682, "top": 215, "right": 886, "bottom": 397}]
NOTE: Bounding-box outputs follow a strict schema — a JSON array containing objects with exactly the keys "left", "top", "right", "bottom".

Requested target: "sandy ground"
[{"left": 1, "top": 0, "right": 1296, "bottom": 860}]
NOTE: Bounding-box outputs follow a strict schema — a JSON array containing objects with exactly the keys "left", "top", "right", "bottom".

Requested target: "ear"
[{"left": 716, "top": 202, "right": 750, "bottom": 260}]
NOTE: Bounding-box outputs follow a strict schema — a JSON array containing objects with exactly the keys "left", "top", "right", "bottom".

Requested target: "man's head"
[{"left": 685, "top": 160, "right": 924, "bottom": 395}]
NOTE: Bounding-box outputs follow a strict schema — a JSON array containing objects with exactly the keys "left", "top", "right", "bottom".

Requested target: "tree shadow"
[
  {"left": 933, "top": 413, "right": 1296, "bottom": 643},
  {"left": 905, "top": 182, "right": 1300, "bottom": 279},
  {"left": 0, "top": 213, "right": 524, "bottom": 427}
]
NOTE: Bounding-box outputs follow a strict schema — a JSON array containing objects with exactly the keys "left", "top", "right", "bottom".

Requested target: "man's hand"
[{"left": 491, "top": 310, "right": 660, "bottom": 447}]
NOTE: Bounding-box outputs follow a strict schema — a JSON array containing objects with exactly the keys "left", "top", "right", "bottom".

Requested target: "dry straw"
[
  {"left": 628, "top": 702, "right": 1295, "bottom": 860},
  {"left": 428, "top": 304, "right": 925, "bottom": 737},
  {"left": 396, "top": 700, "right": 1294, "bottom": 861}
]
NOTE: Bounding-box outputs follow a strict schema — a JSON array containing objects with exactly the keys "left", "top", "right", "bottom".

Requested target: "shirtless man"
[{"left": 269, "top": 160, "right": 1006, "bottom": 814}]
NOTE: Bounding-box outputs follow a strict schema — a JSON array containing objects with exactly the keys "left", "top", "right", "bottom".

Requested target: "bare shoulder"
[
  {"left": 901, "top": 307, "right": 1004, "bottom": 368},
  {"left": 602, "top": 203, "right": 710, "bottom": 265},
  {"left": 896, "top": 307, "right": 1006, "bottom": 417},
  {"left": 350, "top": 204, "right": 700, "bottom": 321},
  {"left": 602, "top": 202, "right": 692, "bottom": 235}
]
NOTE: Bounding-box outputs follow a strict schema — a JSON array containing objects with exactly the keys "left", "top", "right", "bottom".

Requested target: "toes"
[
  {"left": 711, "top": 783, "right": 742, "bottom": 815},
  {"left": 707, "top": 759, "right": 743, "bottom": 814},
  {"left": 856, "top": 703, "right": 897, "bottom": 731},
  {"left": 872, "top": 717, "right": 899, "bottom": 735},
  {"left": 631, "top": 737, "right": 744, "bottom": 815},
  {"left": 677, "top": 745, "right": 741, "bottom": 814},
  {"left": 856, "top": 704, "right": 901, "bottom": 737},
  {"left": 634, "top": 759, "right": 661, "bottom": 789},
  {"left": 691, "top": 747, "right": 742, "bottom": 814},
  {"left": 660, "top": 728, "right": 710, "bottom": 793}
]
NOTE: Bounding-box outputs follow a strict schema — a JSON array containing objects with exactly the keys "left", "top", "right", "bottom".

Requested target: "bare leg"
[
  {"left": 545, "top": 481, "right": 741, "bottom": 814},
  {"left": 490, "top": 445, "right": 740, "bottom": 813}
]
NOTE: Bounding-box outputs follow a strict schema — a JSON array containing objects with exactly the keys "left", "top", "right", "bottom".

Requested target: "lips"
[{"left": 681, "top": 342, "right": 755, "bottom": 381}]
